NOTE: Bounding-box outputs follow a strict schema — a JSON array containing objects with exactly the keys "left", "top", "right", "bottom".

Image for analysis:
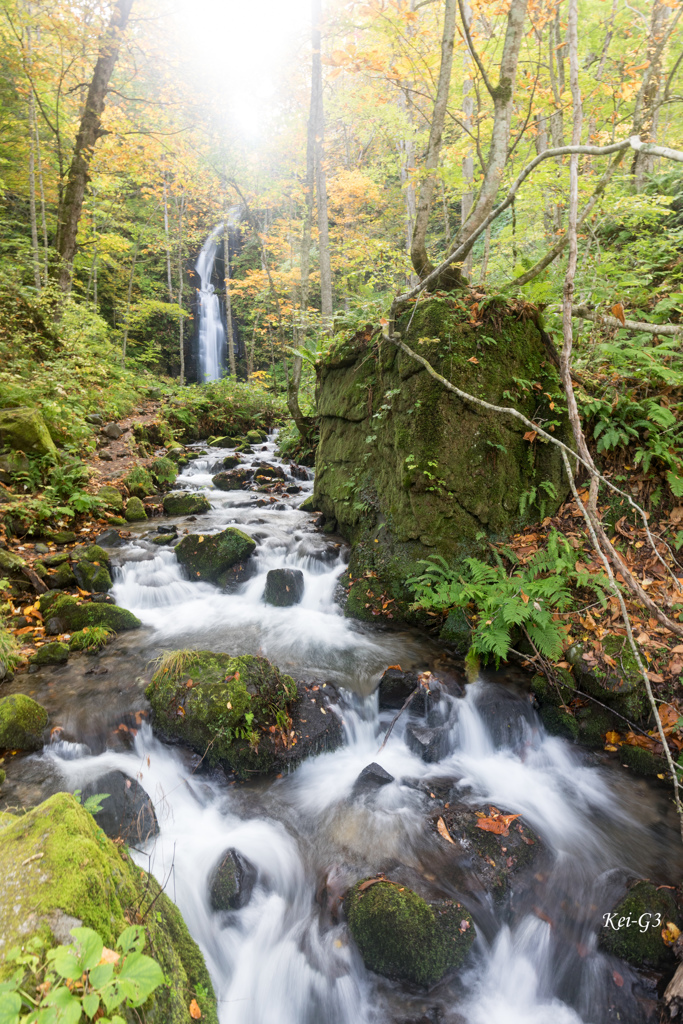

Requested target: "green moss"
[
  {"left": 42, "top": 595, "right": 141, "bottom": 635},
  {"left": 29, "top": 642, "right": 69, "bottom": 666},
  {"left": 246, "top": 429, "right": 267, "bottom": 444},
  {"left": 152, "top": 533, "right": 177, "bottom": 545},
  {"left": 175, "top": 528, "right": 256, "bottom": 583},
  {"left": 72, "top": 559, "right": 112, "bottom": 593},
  {"left": 69, "top": 627, "right": 113, "bottom": 652},
  {"left": 0, "top": 548, "right": 26, "bottom": 574},
  {"left": 125, "top": 496, "right": 147, "bottom": 522},
  {"left": 145, "top": 651, "right": 299, "bottom": 778},
  {"left": 124, "top": 465, "right": 155, "bottom": 499},
  {"left": 439, "top": 608, "right": 472, "bottom": 652},
  {"left": 0, "top": 406, "right": 56, "bottom": 456},
  {"left": 0, "top": 693, "right": 48, "bottom": 749},
  {"left": 0, "top": 794, "right": 218, "bottom": 1024},
  {"left": 599, "top": 882, "right": 679, "bottom": 968},
  {"left": 50, "top": 561, "right": 77, "bottom": 589},
  {"left": 150, "top": 456, "right": 177, "bottom": 489},
  {"left": 540, "top": 705, "right": 579, "bottom": 741},
  {"left": 299, "top": 494, "right": 317, "bottom": 513},
  {"left": 568, "top": 637, "right": 644, "bottom": 718},
  {"left": 0, "top": 624, "right": 21, "bottom": 673},
  {"left": 344, "top": 880, "right": 474, "bottom": 985},
  {"left": 0, "top": 769, "right": 5, "bottom": 786},
  {"left": 97, "top": 485, "right": 124, "bottom": 512},
  {"left": 619, "top": 743, "right": 667, "bottom": 777},
  {"left": 162, "top": 492, "right": 211, "bottom": 516}
]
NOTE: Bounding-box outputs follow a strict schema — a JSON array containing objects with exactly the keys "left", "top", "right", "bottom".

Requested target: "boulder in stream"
[
  {"left": 352, "top": 762, "right": 394, "bottom": 795},
  {"left": 344, "top": 879, "right": 474, "bottom": 985},
  {"left": 29, "top": 641, "right": 69, "bottom": 667},
  {"left": 163, "top": 491, "right": 211, "bottom": 516},
  {"left": 79, "top": 770, "right": 159, "bottom": 843},
  {"left": 97, "top": 484, "right": 124, "bottom": 512},
  {"left": 124, "top": 496, "right": 147, "bottom": 522},
  {"left": 212, "top": 468, "right": 253, "bottom": 491},
  {"left": 0, "top": 693, "right": 48, "bottom": 749},
  {"left": 175, "top": 527, "right": 256, "bottom": 583},
  {"left": 405, "top": 723, "right": 450, "bottom": 763},
  {"left": 146, "top": 651, "right": 341, "bottom": 777},
  {"left": 73, "top": 559, "right": 112, "bottom": 593},
  {"left": 0, "top": 793, "right": 219, "bottom": 1023},
  {"left": 208, "top": 848, "right": 257, "bottom": 911},
  {"left": 263, "top": 568, "right": 305, "bottom": 606},
  {"left": 40, "top": 593, "right": 141, "bottom": 634},
  {"left": 599, "top": 881, "right": 680, "bottom": 969}
]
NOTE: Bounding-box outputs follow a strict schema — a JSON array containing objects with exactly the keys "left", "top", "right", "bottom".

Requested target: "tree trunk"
[
  {"left": 312, "top": 0, "right": 333, "bottom": 318},
  {"left": 163, "top": 172, "right": 174, "bottom": 301},
  {"left": 410, "top": 0, "right": 456, "bottom": 281},
  {"left": 120, "top": 234, "right": 140, "bottom": 367},
  {"left": 460, "top": 0, "right": 474, "bottom": 276},
  {"left": 633, "top": 0, "right": 673, "bottom": 189},
  {"left": 56, "top": 0, "right": 134, "bottom": 290},
  {"left": 248, "top": 314, "right": 259, "bottom": 378},
  {"left": 28, "top": 94, "right": 41, "bottom": 292},
  {"left": 223, "top": 208, "right": 236, "bottom": 377},
  {"left": 447, "top": 0, "right": 529, "bottom": 267},
  {"left": 177, "top": 193, "right": 185, "bottom": 385},
  {"left": 34, "top": 108, "right": 48, "bottom": 285}
]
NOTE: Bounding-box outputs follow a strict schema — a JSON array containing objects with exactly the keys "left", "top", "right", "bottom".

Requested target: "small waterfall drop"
[{"left": 195, "top": 212, "right": 240, "bottom": 383}]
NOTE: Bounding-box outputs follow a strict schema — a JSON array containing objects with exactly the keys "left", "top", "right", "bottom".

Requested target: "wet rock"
[
  {"left": 352, "top": 762, "right": 394, "bottom": 795},
  {"left": 299, "top": 494, "right": 318, "bottom": 512},
  {"left": 286, "top": 485, "right": 301, "bottom": 494},
  {"left": 80, "top": 771, "right": 159, "bottom": 843},
  {"left": 175, "top": 527, "right": 256, "bottom": 584},
  {"left": 377, "top": 668, "right": 428, "bottom": 714},
  {"left": 162, "top": 492, "right": 211, "bottom": 516},
  {"left": 216, "top": 560, "right": 258, "bottom": 592},
  {"left": 99, "top": 451, "right": 113, "bottom": 461},
  {"left": 73, "top": 557, "right": 112, "bottom": 593},
  {"left": 619, "top": 743, "right": 667, "bottom": 777},
  {"left": 209, "top": 436, "right": 237, "bottom": 448},
  {"left": 599, "top": 882, "right": 680, "bottom": 968},
  {"left": 405, "top": 724, "right": 450, "bottom": 763},
  {"left": 152, "top": 533, "right": 177, "bottom": 546},
  {"left": 42, "top": 551, "right": 69, "bottom": 567},
  {"left": 29, "top": 642, "right": 69, "bottom": 667},
  {"left": 290, "top": 464, "right": 309, "bottom": 481},
  {"left": 146, "top": 651, "right": 341, "bottom": 778},
  {"left": 101, "top": 422, "right": 123, "bottom": 439},
  {"left": 221, "top": 454, "right": 241, "bottom": 470},
  {"left": 124, "top": 496, "right": 147, "bottom": 522},
  {"left": 0, "top": 406, "right": 56, "bottom": 456},
  {"left": 253, "top": 463, "right": 285, "bottom": 481},
  {"left": 567, "top": 637, "right": 644, "bottom": 719},
  {"left": 263, "top": 568, "right": 305, "bottom": 607},
  {"left": 0, "top": 794, "right": 219, "bottom": 1022},
  {"left": 344, "top": 880, "right": 474, "bottom": 985},
  {"left": 0, "top": 693, "right": 48, "bottom": 750},
  {"left": 97, "top": 484, "right": 124, "bottom": 512},
  {"left": 40, "top": 594, "right": 141, "bottom": 635},
  {"left": 212, "top": 468, "right": 253, "bottom": 491},
  {"left": 246, "top": 429, "right": 267, "bottom": 444},
  {"left": 439, "top": 608, "right": 472, "bottom": 653},
  {"left": 95, "top": 528, "right": 125, "bottom": 548},
  {"left": 208, "top": 848, "right": 257, "bottom": 911},
  {"left": 0, "top": 548, "right": 26, "bottom": 575},
  {"left": 85, "top": 413, "right": 103, "bottom": 425}
]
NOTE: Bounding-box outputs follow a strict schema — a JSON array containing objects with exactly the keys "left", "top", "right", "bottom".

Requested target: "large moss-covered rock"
[
  {"left": 29, "top": 642, "right": 69, "bottom": 667},
  {"left": 599, "top": 882, "right": 679, "bottom": 968},
  {"left": 314, "top": 302, "right": 568, "bottom": 622},
  {"left": 125, "top": 496, "right": 147, "bottom": 522},
  {"left": 40, "top": 594, "right": 141, "bottom": 635},
  {"left": 145, "top": 651, "right": 340, "bottom": 777},
  {"left": 47, "top": 561, "right": 77, "bottom": 590},
  {"left": 344, "top": 880, "right": 474, "bottom": 985},
  {"left": 0, "top": 793, "right": 218, "bottom": 1024},
  {"left": 124, "top": 465, "right": 155, "bottom": 499},
  {"left": 163, "top": 492, "right": 211, "bottom": 516},
  {"left": 0, "top": 406, "right": 56, "bottom": 456},
  {"left": 73, "top": 559, "right": 112, "bottom": 593},
  {"left": 212, "top": 468, "right": 252, "bottom": 491},
  {"left": 175, "top": 528, "right": 256, "bottom": 583},
  {"left": 0, "top": 693, "right": 48, "bottom": 750},
  {"left": 97, "top": 485, "right": 124, "bottom": 512},
  {"left": 567, "top": 636, "right": 644, "bottom": 719},
  {"left": 0, "top": 548, "right": 26, "bottom": 575},
  {"left": 263, "top": 568, "right": 305, "bottom": 606}
]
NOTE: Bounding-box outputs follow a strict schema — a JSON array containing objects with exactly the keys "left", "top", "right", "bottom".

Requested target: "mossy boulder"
[
  {"left": 73, "top": 560, "right": 112, "bottom": 593},
  {"left": 0, "top": 793, "right": 219, "bottom": 1024},
  {"left": 124, "top": 465, "right": 155, "bottom": 499},
  {"left": 567, "top": 636, "right": 644, "bottom": 719},
  {"left": 299, "top": 494, "right": 318, "bottom": 513},
  {"left": 29, "top": 642, "right": 69, "bottom": 667},
  {"left": 150, "top": 456, "right": 177, "bottom": 489},
  {"left": 263, "top": 568, "right": 305, "bottom": 606},
  {"left": 212, "top": 468, "right": 252, "bottom": 491},
  {"left": 599, "top": 882, "right": 680, "bottom": 968},
  {"left": 41, "top": 595, "right": 141, "bottom": 635},
  {"left": 0, "top": 693, "right": 48, "bottom": 750},
  {"left": 146, "top": 651, "right": 341, "bottom": 777},
  {"left": 97, "top": 485, "right": 124, "bottom": 512},
  {"left": 208, "top": 436, "right": 236, "bottom": 448},
  {"left": 246, "top": 430, "right": 267, "bottom": 444},
  {"left": 47, "top": 561, "right": 77, "bottom": 590},
  {"left": 221, "top": 455, "right": 241, "bottom": 470},
  {"left": 314, "top": 302, "right": 569, "bottom": 623},
  {"left": 344, "top": 880, "right": 474, "bottom": 985},
  {"left": 175, "top": 528, "right": 256, "bottom": 583},
  {"left": 439, "top": 608, "right": 472, "bottom": 653},
  {"left": 125, "top": 496, "right": 147, "bottom": 522},
  {"left": 153, "top": 533, "right": 177, "bottom": 546},
  {"left": 44, "top": 530, "right": 76, "bottom": 544},
  {"left": 162, "top": 492, "right": 211, "bottom": 517},
  {"left": 0, "top": 548, "right": 26, "bottom": 575},
  {"left": 618, "top": 743, "right": 667, "bottom": 777},
  {"left": 0, "top": 406, "right": 56, "bottom": 456}
]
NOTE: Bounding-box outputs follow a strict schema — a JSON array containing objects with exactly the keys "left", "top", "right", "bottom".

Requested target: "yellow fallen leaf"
[
  {"left": 663, "top": 922, "right": 681, "bottom": 946},
  {"left": 604, "top": 744, "right": 618, "bottom": 752},
  {"left": 605, "top": 731, "right": 620, "bottom": 744},
  {"left": 437, "top": 817, "right": 455, "bottom": 844}
]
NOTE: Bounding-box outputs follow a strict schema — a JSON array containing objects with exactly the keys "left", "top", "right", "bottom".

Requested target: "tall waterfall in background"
[{"left": 195, "top": 223, "right": 227, "bottom": 383}]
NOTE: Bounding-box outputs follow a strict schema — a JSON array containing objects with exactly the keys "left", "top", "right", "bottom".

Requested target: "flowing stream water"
[{"left": 5, "top": 435, "right": 682, "bottom": 1023}]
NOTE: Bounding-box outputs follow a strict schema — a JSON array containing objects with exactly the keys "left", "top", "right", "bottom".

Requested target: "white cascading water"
[
  {"left": 34, "top": 435, "right": 680, "bottom": 1024},
  {"left": 196, "top": 212, "right": 239, "bottom": 383}
]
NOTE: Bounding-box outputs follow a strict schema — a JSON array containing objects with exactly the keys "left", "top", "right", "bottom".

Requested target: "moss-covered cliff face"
[{"left": 314, "top": 298, "right": 569, "bottom": 622}]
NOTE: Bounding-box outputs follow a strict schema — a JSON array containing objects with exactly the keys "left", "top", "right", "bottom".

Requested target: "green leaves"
[
  {"left": 0, "top": 991, "right": 21, "bottom": 1024},
  {"left": 49, "top": 928, "right": 103, "bottom": 978}
]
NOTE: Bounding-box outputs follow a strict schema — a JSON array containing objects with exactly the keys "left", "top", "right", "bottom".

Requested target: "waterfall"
[{"left": 195, "top": 211, "right": 240, "bottom": 383}]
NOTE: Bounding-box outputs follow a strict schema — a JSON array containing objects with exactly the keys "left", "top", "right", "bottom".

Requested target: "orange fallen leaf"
[
  {"left": 611, "top": 303, "right": 626, "bottom": 326},
  {"left": 437, "top": 817, "right": 455, "bottom": 844},
  {"left": 523, "top": 430, "right": 537, "bottom": 443},
  {"left": 99, "top": 948, "right": 120, "bottom": 965},
  {"left": 613, "top": 970, "right": 624, "bottom": 987},
  {"left": 387, "top": 664, "right": 401, "bottom": 670},
  {"left": 189, "top": 998, "right": 202, "bottom": 1019},
  {"left": 605, "top": 731, "right": 620, "bottom": 744},
  {"left": 467, "top": 356, "right": 479, "bottom": 364},
  {"left": 604, "top": 744, "right": 618, "bottom": 752},
  {"left": 476, "top": 806, "right": 521, "bottom": 836}
]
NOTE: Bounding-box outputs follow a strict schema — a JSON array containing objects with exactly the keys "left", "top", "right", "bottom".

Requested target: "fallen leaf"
[
  {"left": 523, "top": 430, "right": 537, "bottom": 443},
  {"left": 387, "top": 664, "right": 401, "bottom": 670},
  {"left": 613, "top": 970, "right": 624, "bottom": 987},
  {"left": 604, "top": 744, "right": 618, "bottom": 752},
  {"left": 611, "top": 303, "right": 626, "bottom": 326},
  {"left": 99, "top": 948, "right": 120, "bottom": 965},
  {"left": 476, "top": 806, "right": 521, "bottom": 836},
  {"left": 467, "top": 356, "right": 479, "bottom": 364},
  {"left": 437, "top": 817, "right": 455, "bottom": 844},
  {"left": 189, "top": 998, "right": 202, "bottom": 1019},
  {"left": 605, "top": 731, "right": 620, "bottom": 744},
  {"left": 663, "top": 922, "right": 681, "bottom": 946}
]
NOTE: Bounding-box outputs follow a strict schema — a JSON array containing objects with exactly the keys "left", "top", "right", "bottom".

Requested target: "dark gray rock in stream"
[
  {"left": 377, "top": 668, "right": 427, "bottom": 714},
  {"left": 352, "top": 762, "right": 394, "bottom": 796},
  {"left": 405, "top": 724, "right": 451, "bottom": 764},
  {"left": 263, "top": 568, "right": 304, "bottom": 607},
  {"left": 209, "top": 848, "right": 257, "bottom": 912},
  {"left": 79, "top": 771, "right": 158, "bottom": 843},
  {"left": 95, "top": 529, "right": 126, "bottom": 548}
]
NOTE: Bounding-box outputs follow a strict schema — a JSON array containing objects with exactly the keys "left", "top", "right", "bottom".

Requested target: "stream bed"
[{"left": 2, "top": 434, "right": 682, "bottom": 1024}]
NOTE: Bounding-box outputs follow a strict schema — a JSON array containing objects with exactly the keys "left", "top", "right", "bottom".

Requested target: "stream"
[{"left": 3, "top": 433, "right": 682, "bottom": 1024}]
